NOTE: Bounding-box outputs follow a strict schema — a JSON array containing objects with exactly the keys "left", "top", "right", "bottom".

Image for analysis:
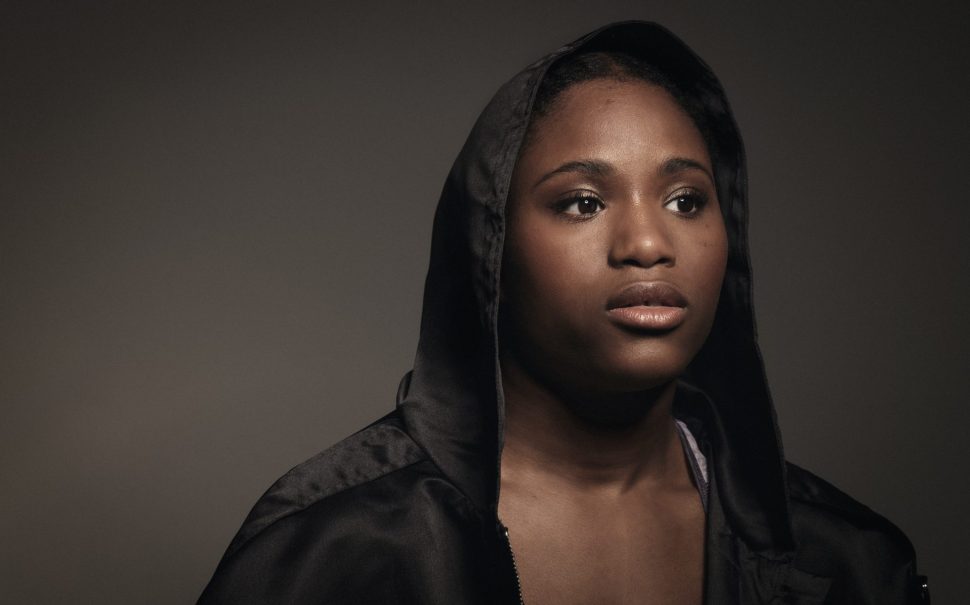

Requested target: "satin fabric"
[{"left": 198, "top": 21, "right": 927, "bottom": 604}]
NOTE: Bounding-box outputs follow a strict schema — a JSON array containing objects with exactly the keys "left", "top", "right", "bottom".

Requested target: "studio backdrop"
[{"left": 1, "top": 2, "right": 967, "bottom": 603}]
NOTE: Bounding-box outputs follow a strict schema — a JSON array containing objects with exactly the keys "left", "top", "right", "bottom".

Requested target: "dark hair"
[{"left": 526, "top": 50, "right": 716, "bottom": 164}]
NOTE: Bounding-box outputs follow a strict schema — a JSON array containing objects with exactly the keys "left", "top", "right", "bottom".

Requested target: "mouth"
[{"left": 605, "top": 281, "right": 688, "bottom": 331}]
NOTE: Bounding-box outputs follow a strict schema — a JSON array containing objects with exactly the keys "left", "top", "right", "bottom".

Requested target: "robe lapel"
[
  {"left": 704, "top": 473, "right": 741, "bottom": 605},
  {"left": 704, "top": 470, "right": 832, "bottom": 604}
]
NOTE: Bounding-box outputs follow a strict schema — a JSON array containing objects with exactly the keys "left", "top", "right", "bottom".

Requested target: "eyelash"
[
  {"left": 553, "top": 193, "right": 605, "bottom": 220},
  {"left": 552, "top": 189, "right": 709, "bottom": 221},
  {"left": 664, "top": 190, "right": 709, "bottom": 217}
]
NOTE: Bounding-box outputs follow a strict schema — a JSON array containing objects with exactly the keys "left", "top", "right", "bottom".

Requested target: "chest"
[{"left": 500, "top": 489, "right": 705, "bottom": 605}]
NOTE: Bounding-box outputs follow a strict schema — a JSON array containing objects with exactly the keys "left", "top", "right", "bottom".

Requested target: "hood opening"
[{"left": 397, "top": 20, "right": 795, "bottom": 553}]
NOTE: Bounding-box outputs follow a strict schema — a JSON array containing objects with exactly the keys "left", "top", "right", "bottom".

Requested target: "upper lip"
[{"left": 606, "top": 281, "right": 688, "bottom": 310}]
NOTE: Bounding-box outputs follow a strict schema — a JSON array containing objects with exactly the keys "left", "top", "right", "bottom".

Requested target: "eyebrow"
[
  {"left": 531, "top": 156, "right": 714, "bottom": 191},
  {"left": 531, "top": 159, "right": 615, "bottom": 191},
  {"left": 660, "top": 156, "right": 715, "bottom": 184}
]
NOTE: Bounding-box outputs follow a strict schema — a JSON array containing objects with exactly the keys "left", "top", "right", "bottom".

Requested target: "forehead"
[{"left": 519, "top": 79, "right": 710, "bottom": 173}]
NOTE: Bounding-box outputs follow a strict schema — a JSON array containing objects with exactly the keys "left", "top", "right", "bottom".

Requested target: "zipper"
[{"left": 502, "top": 525, "right": 525, "bottom": 605}]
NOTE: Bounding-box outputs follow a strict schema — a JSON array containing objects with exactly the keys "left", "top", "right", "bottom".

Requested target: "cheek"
[
  {"left": 505, "top": 223, "right": 599, "bottom": 303},
  {"left": 703, "top": 227, "right": 728, "bottom": 275},
  {"left": 689, "top": 222, "right": 729, "bottom": 307},
  {"left": 670, "top": 213, "right": 724, "bottom": 278}
]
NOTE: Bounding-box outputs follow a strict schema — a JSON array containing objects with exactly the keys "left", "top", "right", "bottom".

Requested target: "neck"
[{"left": 500, "top": 357, "right": 683, "bottom": 492}]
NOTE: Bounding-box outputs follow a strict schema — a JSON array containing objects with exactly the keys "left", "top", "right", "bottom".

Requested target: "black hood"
[{"left": 397, "top": 21, "right": 794, "bottom": 554}]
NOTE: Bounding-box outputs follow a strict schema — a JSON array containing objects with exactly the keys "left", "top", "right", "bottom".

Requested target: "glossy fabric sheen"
[
  {"left": 200, "top": 417, "right": 516, "bottom": 604},
  {"left": 198, "top": 21, "right": 927, "bottom": 604}
]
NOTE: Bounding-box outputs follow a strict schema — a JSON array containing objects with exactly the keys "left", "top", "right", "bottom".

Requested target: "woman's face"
[{"left": 500, "top": 79, "right": 728, "bottom": 397}]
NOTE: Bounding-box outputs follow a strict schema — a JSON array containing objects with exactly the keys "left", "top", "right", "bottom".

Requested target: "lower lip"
[{"left": 607, "top": 306, "right": 686, "bottom": 331}]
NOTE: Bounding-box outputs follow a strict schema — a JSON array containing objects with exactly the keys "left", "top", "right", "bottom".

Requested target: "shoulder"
[
  {"left": 785, "top": 462, "right": 925, "bottom": 603},
  {"left": 222, "top": 412, "right": 429, "bottom": 558},
  {"left": 198, "top": 412, "right": 486, "bottom": 604},
  {"left": 785, "top": 461, "right": 915, "bottom": 557}
]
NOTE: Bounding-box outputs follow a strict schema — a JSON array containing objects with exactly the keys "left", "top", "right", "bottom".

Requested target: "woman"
[{"left": 198, "top": 21, "right": 927, "bottom": 604}]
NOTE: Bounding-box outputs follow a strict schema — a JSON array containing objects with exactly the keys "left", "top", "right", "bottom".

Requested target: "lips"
[
  {"left": 607, "top": 281, "right": 688, "bottom": 310},
  {"left": 606, "top": 282, "right": 688, "bottom": 331}
]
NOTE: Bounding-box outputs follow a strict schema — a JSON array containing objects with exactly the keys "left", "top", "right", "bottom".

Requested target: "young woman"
[{"left": 198, "top": 21, "right": 927, "bottom": 604}]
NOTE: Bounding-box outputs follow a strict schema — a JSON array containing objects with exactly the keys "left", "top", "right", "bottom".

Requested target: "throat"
[
  {"left": 497, "top": 363, "right": 706, "bottom": 605},
  {"left": 500, "top": 367, "right": 684, "bottom": 490},
  {"left": 497, "top": 375, "right": 706, "bottom": 605}
]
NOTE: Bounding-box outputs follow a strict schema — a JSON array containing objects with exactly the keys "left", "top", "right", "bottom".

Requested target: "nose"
[{"left": 607, "top": 204, "right": 675, "bottom": 269}]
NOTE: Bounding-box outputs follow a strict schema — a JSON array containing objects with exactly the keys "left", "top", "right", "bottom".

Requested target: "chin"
[
  {"left": 563, "top": 354, "right": 685, "bottom": 397},
  {"left": 600, "top": 367, "right": 682, "bottom": 393},
  {"left": 599, "top": 343, "right": 694, "bottom": 388}
]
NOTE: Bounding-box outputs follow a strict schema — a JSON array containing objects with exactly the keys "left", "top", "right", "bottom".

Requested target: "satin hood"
[{"left": 397, "top": 20, "right": 794, "bottom": 553}]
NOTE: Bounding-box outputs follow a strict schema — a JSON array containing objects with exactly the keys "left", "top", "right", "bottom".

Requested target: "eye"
[
  {"left": 556, "top": 194, "right": 605, "bottom": 218},
  {"left": 663, "top": 191, "right": 707, "bottom": 216}
]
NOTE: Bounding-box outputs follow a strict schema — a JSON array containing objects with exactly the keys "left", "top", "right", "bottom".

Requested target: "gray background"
[{"left": 2, "top": 1, "right": 967, "bottom": 603}]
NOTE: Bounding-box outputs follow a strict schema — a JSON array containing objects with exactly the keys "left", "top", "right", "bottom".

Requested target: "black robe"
[{"left": 198, "top": 21, "right": 928, "bottom": 604}]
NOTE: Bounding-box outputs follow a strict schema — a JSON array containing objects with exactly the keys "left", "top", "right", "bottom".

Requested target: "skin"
[{"left": 497, "top": 79, "right": 728, "bottom": 605}]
